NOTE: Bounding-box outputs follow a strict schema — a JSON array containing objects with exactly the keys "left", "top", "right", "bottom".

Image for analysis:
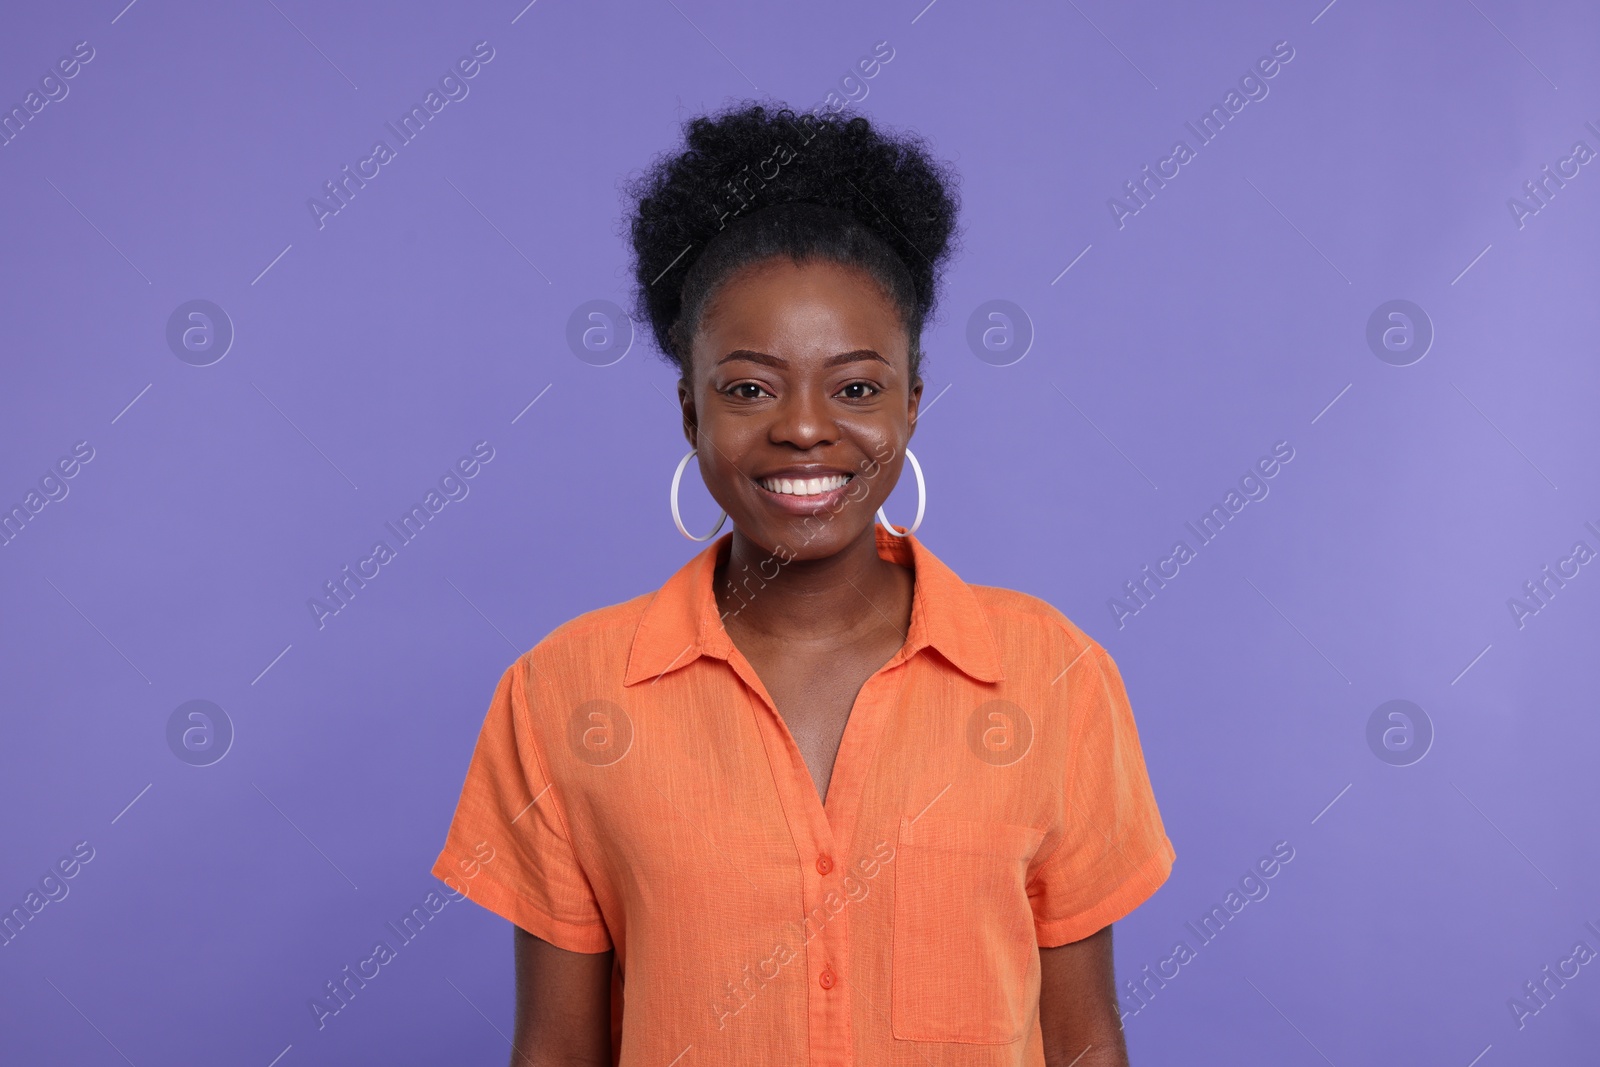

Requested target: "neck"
[{"left": 714, "top": 525, "right": 911, "bottom": 648}]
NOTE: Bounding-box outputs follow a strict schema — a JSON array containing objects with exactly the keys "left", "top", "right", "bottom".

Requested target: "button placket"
[{"left": 724, "top": 636, "right": 916, "bottom": 1064}]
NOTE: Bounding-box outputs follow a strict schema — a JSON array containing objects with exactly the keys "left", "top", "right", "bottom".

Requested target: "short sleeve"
[
  {"left": 431, "top": 656, "right": 613, "bottom": 952},
  {"left": 1028, "top": 645, "right": 1176, "bottom": 947}
]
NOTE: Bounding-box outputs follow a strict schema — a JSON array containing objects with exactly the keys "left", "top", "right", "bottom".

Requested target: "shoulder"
[
  {"left": 512, "top": 590, "right": 657, "bottom": 681},
  {"left": 967, "top": 582, "right": 1108, "bottom": 673}
]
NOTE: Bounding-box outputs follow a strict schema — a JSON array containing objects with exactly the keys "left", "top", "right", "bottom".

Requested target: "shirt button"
[
  {"left": 819, "top": 968, "right": 836, "bottom": 990},
  {"left": 816, "top": 855, "right": 834, "bottom": 875}
]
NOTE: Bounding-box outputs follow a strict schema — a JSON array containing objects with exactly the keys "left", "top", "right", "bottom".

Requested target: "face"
[{"left": 678, "top": 257, "right": 922, "bottom": 561}]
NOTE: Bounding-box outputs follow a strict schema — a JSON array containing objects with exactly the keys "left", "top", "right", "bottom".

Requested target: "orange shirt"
[{"left": 432, "top": 526, "right": 1175, "bottom": 1065}]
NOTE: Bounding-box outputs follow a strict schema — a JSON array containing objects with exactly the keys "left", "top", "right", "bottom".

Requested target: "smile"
[{"left": 756, "top": 473, "right": 853, "bottom": 497}]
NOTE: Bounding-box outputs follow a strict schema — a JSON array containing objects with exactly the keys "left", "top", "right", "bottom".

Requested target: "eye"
[
  {"left": 837, "top": 381, "right": 880, "bottom": 400},
  {"left": 726, "top": 381, "right": 774, "bottom": 400}
]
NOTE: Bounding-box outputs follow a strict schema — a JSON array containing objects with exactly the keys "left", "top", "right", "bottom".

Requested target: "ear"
[
  {"left": 678, "top": 376, "right": 699, "bottom": 448},
  {"left": 906, "top": 374, "right": 924, "bottom": 439}
]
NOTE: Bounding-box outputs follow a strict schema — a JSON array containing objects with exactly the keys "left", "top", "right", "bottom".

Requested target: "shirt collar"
[{"left": 622, "top": 526, "right": 1005, "bottom": 687}]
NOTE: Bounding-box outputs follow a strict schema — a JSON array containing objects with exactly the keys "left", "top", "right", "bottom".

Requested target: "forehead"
[{"left": 693, "top": 258, "right": 907, "bottom": 367}]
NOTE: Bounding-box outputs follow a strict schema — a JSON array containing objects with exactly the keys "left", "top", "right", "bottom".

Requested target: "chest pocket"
[{"left": 890, "top": 815, "right": 1047, "bottom": 1044}]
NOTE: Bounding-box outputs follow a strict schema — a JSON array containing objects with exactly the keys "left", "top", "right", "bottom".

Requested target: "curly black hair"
[{"left": 621, "top": 101, "right": 961, "bottom": 382}]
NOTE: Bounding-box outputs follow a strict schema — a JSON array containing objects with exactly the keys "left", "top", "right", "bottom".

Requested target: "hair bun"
[{"left": 623, "top": 101, "right": 961, "bottom": 374}]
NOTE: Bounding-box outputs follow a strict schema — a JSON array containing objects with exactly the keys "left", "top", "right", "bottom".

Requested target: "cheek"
[
  {"left": 860, "top": 427, "right": 901, "bottom": 464},
  {"left": 696, "top": 436, "right": 736, "bottom": 485},
  {"left": 694, "top": 418, "right": 757, "bottom": 496}
]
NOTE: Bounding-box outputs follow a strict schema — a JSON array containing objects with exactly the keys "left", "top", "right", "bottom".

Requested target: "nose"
[{"left": 768, "top": 384, "right": 838, "bottom": 451}]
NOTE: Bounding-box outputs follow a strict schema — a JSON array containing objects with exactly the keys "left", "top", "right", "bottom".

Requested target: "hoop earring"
[
  {"left": 876, "top": 447, "right": 925, "bottom": 537},
  {"left": 670, "top": 448, "right": 728, "bottom": 542}
]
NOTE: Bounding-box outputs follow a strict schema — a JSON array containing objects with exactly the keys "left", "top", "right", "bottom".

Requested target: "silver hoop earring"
[
  {"left": 876, "top": 447, "right": 925, "bottom": 537},
  {"left": 670, "top": 448, "right": 728, "bottom": 542}
]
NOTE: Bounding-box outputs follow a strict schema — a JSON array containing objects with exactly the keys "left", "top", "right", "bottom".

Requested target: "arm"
[
  {"left": 1039, "top": 923, "right": 1129, "bottom": 1067},
  {"left": 509, "top": 926, "right": 614, "bottom": 1067}
]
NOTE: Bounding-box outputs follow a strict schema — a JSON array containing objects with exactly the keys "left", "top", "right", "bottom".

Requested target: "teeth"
[{"left": 759, "top": 474, "right": 850, "bottom": 497}]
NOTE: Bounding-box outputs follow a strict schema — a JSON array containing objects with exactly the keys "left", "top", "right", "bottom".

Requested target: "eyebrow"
[{"left": 715, "top": 348, "right": 891, "bottom": 369}]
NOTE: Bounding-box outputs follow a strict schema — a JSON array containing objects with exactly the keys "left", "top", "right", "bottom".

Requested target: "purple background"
[{"left": 3, "top": 0, "right": 1598, "bottom": 1063}]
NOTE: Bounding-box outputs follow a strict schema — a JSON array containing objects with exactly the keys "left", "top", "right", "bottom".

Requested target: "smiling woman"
[{"left": 431, "top": 101, "right": 1176, "bottom": 1067}]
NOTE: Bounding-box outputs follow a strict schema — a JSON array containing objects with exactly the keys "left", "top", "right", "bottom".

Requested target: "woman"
[{"left": 433, "top": 102, "right": 1175, "bottom": 1066}]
